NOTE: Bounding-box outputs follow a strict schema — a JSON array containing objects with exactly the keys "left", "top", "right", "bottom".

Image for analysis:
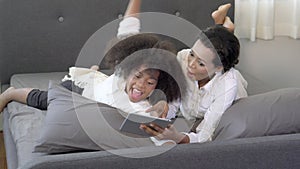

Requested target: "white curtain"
[{"left": 235, "top": 0, "right": 300, "bottom": 41}]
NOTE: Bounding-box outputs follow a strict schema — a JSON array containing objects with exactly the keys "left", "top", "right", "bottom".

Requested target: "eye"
[
  {"left": 198, "top": 61, "right": 205, "bottom": 67},
  {"left": 189, "top": 51, "right": 195, "bottom": 57},
  {"left": 147, "top": 80, "right": 157, "bottom": 86},
  {"left": 134, "top": 72, "right": 142, "bottom": 78}
]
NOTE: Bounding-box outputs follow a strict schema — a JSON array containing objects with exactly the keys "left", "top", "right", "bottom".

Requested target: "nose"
[
  {"left": 188, "top": 57, "right": 197, "bottom": 68},
  {"left": 135, "top": 78, "right": 145, "bottom": 88}
]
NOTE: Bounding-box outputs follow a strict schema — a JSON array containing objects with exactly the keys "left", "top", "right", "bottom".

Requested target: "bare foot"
[
  {"left": 223, "top": 16, "right": 235, "bottom": 33},
  {"left": 90, "top": 65, "right": 99, "bottom": 71},
  {"left": 0, "top": 87, "right": 15, "bottom": 112},
  {"left": 212, "top": 3, "right": 232, "bottom": 24}
]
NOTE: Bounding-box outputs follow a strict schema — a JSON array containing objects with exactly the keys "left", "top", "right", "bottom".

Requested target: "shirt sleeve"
[
  {"left": 150, "top": 137, "right": 176, "bottom": 146},
  {"left": 117, "top": 17, "right": 141, "bottom": 39},
  {"left": 166, "top": 99, "right": 181, "bottom": 119},
  {"left": 187, "top": 79, "right": 238, "bottom": 143}
]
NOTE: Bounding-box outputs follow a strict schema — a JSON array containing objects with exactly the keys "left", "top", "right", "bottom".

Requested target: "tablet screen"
[{"left": 119, "top": 113, "right": 175, "bottom": 136}]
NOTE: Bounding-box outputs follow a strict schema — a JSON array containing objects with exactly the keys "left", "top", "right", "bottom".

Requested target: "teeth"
[{"left": 133, "top": 89, "right": 142, "bottom": 94}]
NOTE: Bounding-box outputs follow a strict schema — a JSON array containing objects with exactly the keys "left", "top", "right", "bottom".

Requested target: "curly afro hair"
[
  {"left": 99, "top": 33, "right": 186, "bottom": 104},
  {"left": 115, "top": 46, "right": 187, "bottom": 104},
  {"left": 100, "top": 33, "right": 177, "bottom": 70}
]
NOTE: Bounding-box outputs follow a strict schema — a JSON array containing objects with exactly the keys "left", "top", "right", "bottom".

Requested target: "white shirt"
[
  {"left": 177, "top": 49, "right": 248, "bottom": 143},
  {"left": 93, "top": 73, "right": 153, "bottom": 115},
  {"left": 63, "top": 67, "right": 152, "bottom": 116}
]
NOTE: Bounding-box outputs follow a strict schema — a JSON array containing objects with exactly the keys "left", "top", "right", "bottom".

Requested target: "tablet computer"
[{"left": 119, "top": 113, "right": 175, "bottom": 136}]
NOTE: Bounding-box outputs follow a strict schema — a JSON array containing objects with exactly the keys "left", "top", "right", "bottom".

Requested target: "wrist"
[{"left": 177, "top": 134, "right": 190, "bottom": 144}]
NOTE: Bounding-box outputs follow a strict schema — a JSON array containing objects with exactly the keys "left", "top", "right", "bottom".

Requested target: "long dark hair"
[{"left": 199, "top": 25, "right": 240, "bottom": 72}]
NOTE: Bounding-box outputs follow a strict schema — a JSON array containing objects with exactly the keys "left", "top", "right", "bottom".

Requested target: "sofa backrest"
[{"left": 0, "top": 0, "right": 234, "bottom": 85}]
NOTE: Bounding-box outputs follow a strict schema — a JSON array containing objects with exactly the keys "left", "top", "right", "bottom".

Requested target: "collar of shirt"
[{"left": 196, "top": 71, "right": 222, "bottom": 93}]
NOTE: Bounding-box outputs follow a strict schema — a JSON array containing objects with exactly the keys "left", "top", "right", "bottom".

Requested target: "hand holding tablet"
[{"left": 119, "top": 113, "right": 175, "bottom": 136}]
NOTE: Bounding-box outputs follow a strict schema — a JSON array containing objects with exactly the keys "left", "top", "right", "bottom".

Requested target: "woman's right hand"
[{"left": 140, "top": 123, "right": 190, "bottom": 144}]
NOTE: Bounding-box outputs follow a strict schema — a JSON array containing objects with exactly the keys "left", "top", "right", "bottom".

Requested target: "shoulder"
[
  {"left": 225, "top": 68, "right": 248, "bottom": 89},
  {"left": 214, "top": 69, "right": 238, "bottom": 91},
  {"left": 221, "top": 68, "right": 244, "bottom": 82}
]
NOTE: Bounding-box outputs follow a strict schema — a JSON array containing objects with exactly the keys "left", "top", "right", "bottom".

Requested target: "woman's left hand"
[{"left": 140, "top": 123, "right": 189, "bottom": 144}]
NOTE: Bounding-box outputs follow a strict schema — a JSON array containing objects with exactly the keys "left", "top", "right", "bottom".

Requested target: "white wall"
[{"left": 236, "top": 37, "right": 300, "bottom": 95}]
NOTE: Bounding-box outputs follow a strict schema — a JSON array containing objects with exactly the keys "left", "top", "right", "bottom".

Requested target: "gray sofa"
[{"left": 1, "top": 0, "right": 300, "bottom": 169}]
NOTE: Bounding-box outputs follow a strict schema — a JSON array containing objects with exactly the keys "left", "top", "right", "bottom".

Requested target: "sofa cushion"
[
  {"left": 34, "top": 82, "right": 105, "bottom": 153},
  {"left": 213, "top": 88, "right": 300, "bottom": 140},
  {"left": 34, "top": 82, "right": 154, "bottom": 154}
]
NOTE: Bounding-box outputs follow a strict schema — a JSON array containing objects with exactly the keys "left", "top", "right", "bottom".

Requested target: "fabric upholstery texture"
[
  {"left": 214, "top": 88, "right": 300, "bottom": 140},
  {"left": 0, "top": 0, "right": 234, "bottom": 85},
  {"left": 34, "top": 82, "right": 154, "bottom": 154},
  {"left": 33, "top": 83, "right": 101, "bottom": 153}
]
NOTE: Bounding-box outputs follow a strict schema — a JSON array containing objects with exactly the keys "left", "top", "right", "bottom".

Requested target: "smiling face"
[
  {"left": 187, "top": 40, "right": 223, "bottom": 83},
  {"left": 125, "top": 66, "right": 160, "bottom": 103}
]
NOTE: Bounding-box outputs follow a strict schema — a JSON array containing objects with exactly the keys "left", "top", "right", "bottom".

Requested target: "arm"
[
  {"left": 142, "top": 78, "right": 238, "bottom": 144},
  {"left": 186, "top": 79, "right": 237, "bottom": 143},
  {"left": 166, "top": 99, "right": 180, "bottom": 119},
  {"left": 146, "top": 99, "right": 180, "bottom": 119},
  {"left": 117, "top": 0, "right": 142, "bottom": 39},
  {"left": 146, "top": 100, "right": 168, "bottom": 118},
  {"left": 140, "top": 123, "right": 190, "bottom": 144},
  {"left": 124, "top": 0, "right": 141, "bottom": 18}
]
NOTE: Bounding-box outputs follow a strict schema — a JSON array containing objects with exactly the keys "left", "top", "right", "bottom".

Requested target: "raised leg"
[
  {"left": 223, "top": 16, "right": 235, "bottom": 33},
  {"left": 211, "top": 3, "right": 232, "bottom": 24},
  {"left": 124, "top": 0, "right": 141, "bottom": 18}
]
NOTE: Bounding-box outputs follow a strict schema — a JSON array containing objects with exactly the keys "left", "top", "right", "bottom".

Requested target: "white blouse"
[{"left": 177, "top": 49, "right": 248, "bottom": 143}]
